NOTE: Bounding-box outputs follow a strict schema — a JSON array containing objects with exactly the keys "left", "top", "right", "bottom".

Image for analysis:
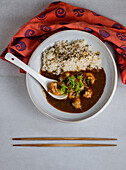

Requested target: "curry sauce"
[{"left": 40, "top": 69, "right": 106, "bottom": 113}]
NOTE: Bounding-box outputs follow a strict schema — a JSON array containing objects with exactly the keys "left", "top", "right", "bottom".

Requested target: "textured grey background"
[{"left": 0, "top": 0, "right": 126, "bottom": 170}]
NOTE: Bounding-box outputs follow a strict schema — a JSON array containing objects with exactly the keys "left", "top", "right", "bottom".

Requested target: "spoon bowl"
[{"left": 5, "top": 53, "right": 67, "bottom": 100}]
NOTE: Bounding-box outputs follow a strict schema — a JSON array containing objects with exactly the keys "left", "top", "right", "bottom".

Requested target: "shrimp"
[
  {"left": 48, "top": 82, "right": 61, "bottom": 96},
  {"left": 68, "top": 90, "right": 76, "bottom": 99},
  {"left": 64, "top": 72, "right": 70, "bottom": 77},
  {"left": 83, "top": 88, "right": 93, "bottom": 98},
  {"left": 59, "top": 72, "right": 70, "bottom": 81},
  {"left": 72, "top": 97, "right": 81, "bottom": 109},
  {"left": 85, "top": 73, "right": 95, "bottom": 84}
]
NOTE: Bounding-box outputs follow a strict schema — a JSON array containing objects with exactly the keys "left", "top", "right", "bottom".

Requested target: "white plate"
[{"left": 26, "top": 30, "right": 117, "bottom": 122}]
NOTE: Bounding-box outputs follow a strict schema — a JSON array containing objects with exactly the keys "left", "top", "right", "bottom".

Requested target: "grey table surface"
[{"left": 0, "top": 0, "right": 126, "bottom": 170}]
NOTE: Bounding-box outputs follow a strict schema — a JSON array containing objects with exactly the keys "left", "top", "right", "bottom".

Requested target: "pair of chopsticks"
[{"left": 12, "top": 137, "right": 117, "bottom": 147}]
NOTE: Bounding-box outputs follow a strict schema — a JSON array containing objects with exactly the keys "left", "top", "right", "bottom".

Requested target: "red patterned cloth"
[{"left": 1, "top": 1, "right": 126, "bottom": 84}]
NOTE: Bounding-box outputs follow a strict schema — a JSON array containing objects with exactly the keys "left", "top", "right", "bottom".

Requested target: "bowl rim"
[{"left": 26, "top": 30, "right": 118, "bottom": 123}]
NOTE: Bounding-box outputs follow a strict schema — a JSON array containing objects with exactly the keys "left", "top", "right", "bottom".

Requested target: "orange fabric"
[{"left": 1, "top": 1, "right": 126, "bottom": 84}]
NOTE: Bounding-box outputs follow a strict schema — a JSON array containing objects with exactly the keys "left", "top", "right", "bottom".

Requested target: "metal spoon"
[{"left": 5, "top": 53, "right": 67, "bottom": 100}]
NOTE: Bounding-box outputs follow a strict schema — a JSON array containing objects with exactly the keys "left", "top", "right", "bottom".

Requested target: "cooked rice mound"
[{"left": 41, "top": 40, "right": 102, "bottom": 75}]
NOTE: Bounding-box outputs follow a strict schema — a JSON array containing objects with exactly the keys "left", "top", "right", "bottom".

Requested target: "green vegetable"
[
  {"left": 77, "top": 74, "right": 83, "bottom": 80},
  {"left": 67, "top": 75, "right": 76, "bottom": 89},
  {"left": 65, "top": 89, "right": 71, "bottom": 94},
  {"left": 58, "top": 73, "right": 86, "bottom": 95},
  {"left": 74, "top": 81, "right": 81, "bottom": 93},
  {"left": 68, "top": 75, "right": 76, "bottom": 82},
  {"left": 60, "top": 83, "right": 68, "bottom": 94},
  {"left": 79, "top": 80, "right": 84, "bottom": 87},
  {"left": 86, "top": 79, "right": 90, "bottom": 84}
]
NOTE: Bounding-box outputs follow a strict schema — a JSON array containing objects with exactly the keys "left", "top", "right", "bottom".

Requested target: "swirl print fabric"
[{"left": 1, "top": 1, "right": 126, "bottom": 84}]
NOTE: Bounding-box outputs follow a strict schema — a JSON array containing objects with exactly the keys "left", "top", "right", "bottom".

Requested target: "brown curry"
[{"left": 40, "top": 69, "right": 106, "bottom": 113}]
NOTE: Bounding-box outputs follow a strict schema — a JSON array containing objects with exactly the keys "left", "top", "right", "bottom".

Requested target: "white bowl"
[{"left": 26, "top": 30, "right": 117, "bottom": 122}]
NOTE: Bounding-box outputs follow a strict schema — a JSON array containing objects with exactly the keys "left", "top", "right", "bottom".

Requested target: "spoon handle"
[
  {"left": 5, "top": 53, "right": 67, "bottom": 100},
  {"left": 5, "top": 53, "right": 47, "bottom": 89}
]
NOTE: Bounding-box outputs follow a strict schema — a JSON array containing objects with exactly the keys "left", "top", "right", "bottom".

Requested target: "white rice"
[{"left": 41, "top": 40, "right": 102, "bottom": 75}]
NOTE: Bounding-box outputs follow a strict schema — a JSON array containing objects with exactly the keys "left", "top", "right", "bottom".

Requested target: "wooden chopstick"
[
  {"left": 13, "top": 143, "right": 117, "bottom": 147},
  {"left": 12, "top": 137, "right": 117, "bottom": 141}
]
